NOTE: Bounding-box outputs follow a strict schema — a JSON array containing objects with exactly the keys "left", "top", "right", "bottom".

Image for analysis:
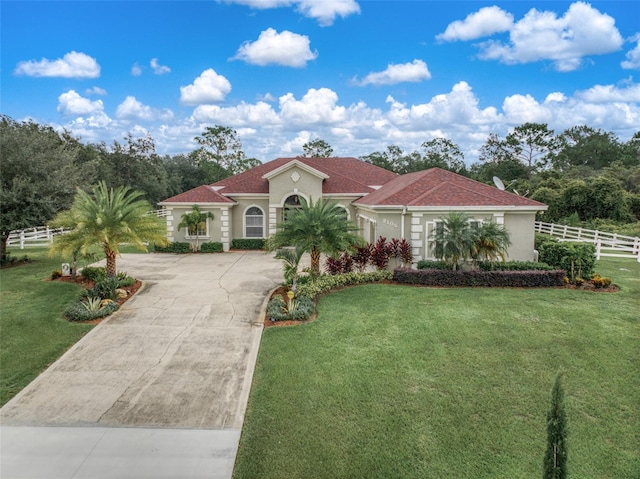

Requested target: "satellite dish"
[{"left": 493, "top": 176, "right": 505, "bottom": 191}]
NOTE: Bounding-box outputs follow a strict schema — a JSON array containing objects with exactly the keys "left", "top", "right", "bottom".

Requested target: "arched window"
[
  {"left": 282, "top": 194, "right": 302, "bottom": 221},
  {"left": 245, "top": 206, "right": 264, "bottom": 238}
]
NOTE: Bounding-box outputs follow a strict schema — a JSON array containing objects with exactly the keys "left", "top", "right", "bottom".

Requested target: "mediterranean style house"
[{"left": 159, "top": 157, "right": 547, "bottom": 263}]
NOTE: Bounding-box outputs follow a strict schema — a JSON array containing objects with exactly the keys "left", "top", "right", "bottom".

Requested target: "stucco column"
[
  {"left": 411, "top": 213, "right": 423, "bottom": 262},
  {"left": 269, "top": 206, "right": 278, "bottom": 236},
  {"left": 164, "top": 207, "right": 175, "bottom": 242},
  {"left": 220, "top": 207, "right": 230, "bottom": 252}
]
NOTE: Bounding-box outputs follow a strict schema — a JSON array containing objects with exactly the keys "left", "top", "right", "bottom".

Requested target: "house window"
[
  {"left": 245, "top": 206, "right": 264, "bottom": 238},
  {"left": 428, "top": 218, "right": 482, "bottom": 259},
  {"left": 186, "top": 221, "right": 208, "bottom": 238},
  {"left": 282, "top": 194, "right": 302, "bottom": 221}
]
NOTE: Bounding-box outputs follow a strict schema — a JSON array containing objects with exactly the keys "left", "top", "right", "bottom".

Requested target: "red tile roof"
[
  {"left": 354, "top": 168, "right": 546, "bottom": 208},
  {"left": 160, "top": 185, "right": 235, "bottom": 204},
  {"left": 211, "top": 157, "right": 398, "bottom": 195}
]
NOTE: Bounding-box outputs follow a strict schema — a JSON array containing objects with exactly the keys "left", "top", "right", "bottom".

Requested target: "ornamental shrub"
[
  {"left": 154, "top": 242, "right": 191, "bottom": 254},
  {"left": 296, "top": 270, "right": 393, "bottom": 300},
  {"left": 81, "top": 266, "right": 106, "bottom": 282},
  {"left": 538, "top": 240, "right": 596, "bottom": 281},
  {"left": 590, "top": 274, "right": 612, "bottom": 289},
  {"left": 200, "top": 242, "right": 224, "bottom": 253},
  {"left": 370, "top": 236, "right": 391, "bottom": 270},
  {"left": 84, "top": 277, "right": 120, "bottom": 301},
  {"left": 64, "top": 301, "right": 118, "bottom": 322},
  {"left": 393, "top": 268, "right": 565, "bottom": 288},
  {"left": 232, "top": 238, "right": 265, "bottom": 250},
  {"left": 266, "top": 295, "right": 314, "bottom": 321}
]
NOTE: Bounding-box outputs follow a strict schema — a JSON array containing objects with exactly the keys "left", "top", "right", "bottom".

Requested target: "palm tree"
[
  {"left": 177, "top": 205, "right": 214, "bottom": 252},
  {"left": 430, "top": 211, "right": 476, "bottom": 270},
  {"left": 266, "top": 197, "right": 363, "bottom": 275},
  {"left": 49, "top": 182, "right": 168, "bottom": 277},
  {"left": 274, "top": 245, "right": 305, "bottom": 292},
  {"left": 473, "top": 221, "right": 511, "bottom": 263}
]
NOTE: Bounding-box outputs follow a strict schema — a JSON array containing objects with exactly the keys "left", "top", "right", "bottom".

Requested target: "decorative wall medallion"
[{"left": 291, "top": 171, "right": 300, "bottom": 183}]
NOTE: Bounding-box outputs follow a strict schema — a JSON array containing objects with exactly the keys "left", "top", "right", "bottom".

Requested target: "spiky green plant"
[{"left": 177, "top": 204, "right": 214, "bottom": 252}]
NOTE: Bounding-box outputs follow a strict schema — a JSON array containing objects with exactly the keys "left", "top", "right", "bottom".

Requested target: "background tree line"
[{"left": 2, "top": 114, "right": 639, "bottom": 260}]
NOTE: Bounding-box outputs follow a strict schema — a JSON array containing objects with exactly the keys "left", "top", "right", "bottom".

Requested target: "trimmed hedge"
[
  {"left": 477, "top": 261, "right": 555, "bottom": 271},
  {"left": 296, "top": 270, "right": 393, "bottom": 299},
  {"left": 154, "top": 242, "right": 191, "bottom": 253},
  {"left": 416, "top": 260, "right": 449, "bottom": 270},
  {"left": 232, "top": 238, "right": 266, "bottom": 250},
  {"left": 393, "top": 268, "right": 566, "bottom": 288},
  {"left": 200, "top": 242, "right": 224, "bottom": 253}
]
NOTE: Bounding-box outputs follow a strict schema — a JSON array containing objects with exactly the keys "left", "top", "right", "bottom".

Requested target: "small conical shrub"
[{"left": 543, "top": 373, "right": 568, "bottom": 479}]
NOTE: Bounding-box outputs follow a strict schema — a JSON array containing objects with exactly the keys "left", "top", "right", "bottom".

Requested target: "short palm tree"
[
  {"left": 49, "top": 182, "right": 168, "bottom": 277},
  {"left": 274, "top": 245, "right": 305, "bottom": 291},
  {"left": 266, "top": 197, "right": 363, "bottom": 275},
  {"left": 177, "top": 205, "right": 214, "bottom": 252},
  {"left": 473, "top": 221, "right": 511, "bottom": 262},
  {"left": 430, "top": 211, "right": 476, "bottom": 270}
]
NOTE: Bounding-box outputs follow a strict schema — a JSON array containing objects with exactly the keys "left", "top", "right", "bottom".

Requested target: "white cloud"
[
  {"left": 502, "top": 94, "right": 552, "bottom": 124},
  {"left": 233, "top": 28, "right": 317, "bottom": 67},
  {"left": 279, "top": 88, "right": 346, "bottom": 126},
  {"left": 576, "top": 82, "right": 640, "bottom": 103},
  {"left": 116, "top": 96, "right": 174, "bottom": 121},
  {"left": 622, "top": 34, "right": 640, "bottom": 70},
  {"left": 219, "top": 0, "right": 360, "bottom": 26},
  {"left": 54, "top": 80, "right": 640, "bottom": 165},
  {"left": 180, "top": 69, "right": 232, "bottom": 105},
  {"left": 356, "top": 59, "right": 431, "bottom": 86},
  {"left": 131, "top": 63, "right": 142, "bottom": 76},
  {"left": 437, "top": 6, "right": 513, "bottom": 42},
  {"left": 477, "top": 2, "right": 624, "bottom": 71},
  {"left": 192, "top": 101, "right": 279, "bottom": 125},
  {"left": 385, "top": 81, "right": 500, "bottom": 129},
  {"left": 295, "top": 0, "right": 360, "bottom": 26},
  {"left": 150, "top": 58, "right": 171, "bottom": 74},
  {"left": 86, "top": 86, "right": 107, "bottom": 96},
  {"left": 57, "top": 90, "right": 104, "bottom": 115},
  {"left": 15, "top": 51, "right": 100, "bottom": 78}
]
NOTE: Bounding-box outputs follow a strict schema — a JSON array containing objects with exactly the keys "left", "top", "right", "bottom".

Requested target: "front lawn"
[{"left": 234, "top": 258, "right": 639, "bottom": 478}]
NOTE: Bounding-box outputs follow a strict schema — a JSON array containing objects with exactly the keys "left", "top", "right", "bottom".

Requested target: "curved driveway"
[{"left": 1, "top": 251, "right": 282, "bottom": 478}]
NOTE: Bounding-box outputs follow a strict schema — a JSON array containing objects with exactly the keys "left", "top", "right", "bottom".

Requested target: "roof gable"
[
  {"left": 354, "top": 168, "right": 546, "bottom": 209},
  {"left": 262, "top": 159, "right": 329, "bottom": 181},
  {"left": 211, "top": 157, "right": 397, "bottom": 195},
  {"left": 159, "top": 185, "right": 235, "bottom": 204}
]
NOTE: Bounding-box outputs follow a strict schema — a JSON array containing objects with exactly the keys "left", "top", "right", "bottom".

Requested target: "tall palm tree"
[
  {"left": 473, "top": 221, "right": 511, "bottom": 263},
  {"left": 177, "top": 205, "right": 214, "bottom": 252},
  {"left": 49, "top": 182, "right": 168, "bottom": 277},
  {"left": 266, "top": 197, "right": 363, "bottom": 275},
  {"left": 430, "top": 211, "right": 476, "bottom": 271}
]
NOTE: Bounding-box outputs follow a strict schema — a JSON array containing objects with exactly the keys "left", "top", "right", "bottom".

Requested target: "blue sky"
[{"left": 2, "top": 0, "right": 639, "bottom": 163}]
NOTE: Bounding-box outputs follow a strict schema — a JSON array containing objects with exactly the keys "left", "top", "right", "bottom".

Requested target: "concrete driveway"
[{"left": 1, "top": 251, "right": 282, "bottom": 478}]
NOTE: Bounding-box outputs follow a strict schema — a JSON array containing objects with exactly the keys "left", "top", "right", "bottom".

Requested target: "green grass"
[
  {"left": 234, "top": 258, "right": 640, "bottom": 479},
  {"left": 1, "top": 245, "right": 150, "bottom": 406}
]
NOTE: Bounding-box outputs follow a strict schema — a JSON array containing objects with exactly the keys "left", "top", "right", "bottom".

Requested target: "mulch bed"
[{"left": 52, "top": 275, "right": 142, "bottom": 324}]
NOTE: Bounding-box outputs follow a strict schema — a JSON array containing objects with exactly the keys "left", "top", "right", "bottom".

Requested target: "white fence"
[
  {"left": 6, "top": 227, "right": 70, "bottom": 249},
  {"left": 535, "top": 221, "right": 640, "bottom": 262},
  {"left": 6, "top": 210, "right": 169, "bottom": 250}
]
